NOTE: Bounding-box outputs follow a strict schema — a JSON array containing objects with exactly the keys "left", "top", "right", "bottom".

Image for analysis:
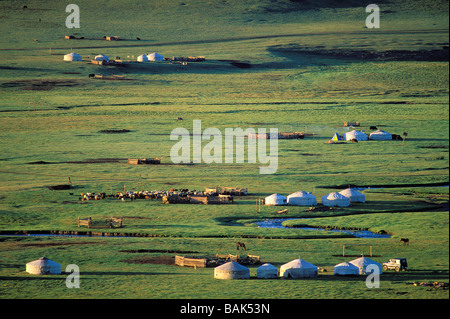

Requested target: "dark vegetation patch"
[
  {"left": 269, "top": 45, "right": 449, "bottom": 62},
  {"left": 316, "top": 182, "right": 449, "bottom": 189},
  {"left": 46, "top": 184, "right": 74, "bottom": 190},
  {"left": 98, "top": 129, "right": 131, "bottom": 134},
  {"left": 29, "top": 158, "right": 128, "bottom": 164},
  {"left": 230, "top": 62, "right": 252, "bottom": 68},
  {"left": 119, "top": 249, "right": 199, "bottom": 254},
  {"left": 121, "top": 256, "right": 175, "bottom": 265},
  {"left": 0, "top": 79, "right": 83, "bottom": 90},
  {"left": 420, "top": 146, "right": 449, "bottom": 149}
]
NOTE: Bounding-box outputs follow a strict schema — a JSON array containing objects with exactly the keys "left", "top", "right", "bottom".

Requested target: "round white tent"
[
  {"left": 339, "top": 188, "right": 365, "bottom": 203},
  {"left": 214, "top": 261, "right": 250, "bottom": 280},
  {"left": 26, "top": 257, "right": 61, "bottom": 275},
  {"left": 264, "top": 193, "right": 287, "bottom": 206},
  {"left": 334, "top": 262, "right": 360, "bottom": 276},
  {"left": 137, "top": 54, "right": 149, "bottom": 62},
  {"left": 257, "top": 263, "right": 278, "bottom": 279},
  {"left": 344, "top": 130, "right": 368, "bottom": 141},
  {"left": 94, "top": 54, "right": 109, "bottom": 61},
  {"left": 287, "top": 191, "right": 317, "bottom": 206},
  {"left": 280, "top": 259, "right": 318, "bottom": 278},
  {"left": 369, "top": 130, "right": 392, "bottom": 140},
  {"left": 349, "top": 257, "right": 382, "bottom": 275},
  {"left": 63, "top": 52, "right": 82, "bottom": 61},
  {"left": 147, "top": 52, "right": 164, "bottom": 61},
  {"left": 322, "top": 192, "right": 350, "bottom": 207}
]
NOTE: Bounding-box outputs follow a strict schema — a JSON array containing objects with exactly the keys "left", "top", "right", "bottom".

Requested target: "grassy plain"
[{"left": 0, "top": 0, "right": 448, "bottom": 301}]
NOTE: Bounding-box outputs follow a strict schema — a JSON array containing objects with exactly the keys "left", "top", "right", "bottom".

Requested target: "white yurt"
[
  {"left": 214, "top": 261, "right": 250, "bottom": 280},
  {"left": 349, "top": 257, "right": 382, "bottom": 275},
  {"left": 26, "top": 257, "right": 61, "bottom": 275},
  {"left": 321, "top": 192, "right": 350, "bottom": 207},
  {"left": 63, "top": 52, "right": 82, "bottom": 61},
  {"left": 334, "top": 262, "right": 360, "bottom": 276},
  {"left": 148, "top": 52, "right": 164, "bottom": 61},
  {"left": 264, "top": 193, "right": 287, "bottom": 206},
  {"left": 257, "top": 263, "right": 278, "bottom": 279},
  {"left": 369, "top": 130, "right": 392, "bottom": 140},
  {"left": 287, "top": 191, "right": 317, "bottom": 206},
  {"left": 280, "top": 259, "right": 318, "bottom": 278},
  {"left": 339, "top": 188, "right": 366, "bottom": 203},
  {"left": 344, "top": 130, "right": 368, "bottom": 141},
  {"left": 137, "top": 54, "right": 149, "bottom": 62},
  {"left": 94, "top": 54, "right": 109, "bottom": 61}
]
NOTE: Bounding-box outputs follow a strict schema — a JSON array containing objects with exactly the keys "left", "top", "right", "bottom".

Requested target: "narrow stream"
[{"left": 255, "top": 218, "right": 391, "bottom": 238}]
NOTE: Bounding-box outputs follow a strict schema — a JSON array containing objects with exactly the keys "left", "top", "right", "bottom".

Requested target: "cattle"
[
  {"left": 400, "top": 238, "right": 410, "bottom": 245},
  {"left": 370, "top": 126, "right": 377, "bottom": 130},
  {"left": 176, "top": 117, "right": 183, "bottom": 121},
  {"left": 235, "top": 242, "right": 246, "bottom": 251},
  {"left": 88, "top": 74, "right": 95, "bottom": 78},
  {"left": 136, "top": 37, "right": 141, "bottom": 40},
  {"left": 350, "top": 138, "right": 358, "bottom": 143}
]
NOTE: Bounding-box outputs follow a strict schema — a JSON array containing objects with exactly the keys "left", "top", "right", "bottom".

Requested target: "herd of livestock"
[{"left": 80, "top": 189, "right": 212, "bottom": 201}]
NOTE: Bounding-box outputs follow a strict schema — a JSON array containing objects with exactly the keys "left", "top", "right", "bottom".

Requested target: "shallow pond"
[{"left": 255, "top": 218, "right": 391, "bottom": 238}]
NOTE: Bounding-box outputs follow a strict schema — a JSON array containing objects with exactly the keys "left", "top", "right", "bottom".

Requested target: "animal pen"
[
  {"left": 333, "top": 244, "right": 380, "bottom": 257},
  {"left": 175, "top": 253, "right": 261, "bottom": 268},
  {"left": 78, "top": 217, "right": 123, "bottom": 229}
]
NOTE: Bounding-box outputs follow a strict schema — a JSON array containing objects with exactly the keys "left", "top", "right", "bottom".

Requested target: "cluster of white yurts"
[
  {"left": 264, "top": 188, "right": 365, "bottom": 208},
  {"left": 214, "top": 256, "right": 383, "bottom": 280}
]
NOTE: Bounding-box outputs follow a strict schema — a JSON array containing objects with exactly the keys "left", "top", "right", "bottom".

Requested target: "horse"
[
  {"left": 235, "top": 242, "right": 246, "bottom": 251},
  {"left": 400, "top": 238, "right": 410, "bottom": 245}
]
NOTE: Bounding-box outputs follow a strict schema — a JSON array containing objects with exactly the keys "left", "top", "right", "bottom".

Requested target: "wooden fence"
[
  {"left": 78, "top": 217, "right": 123, "bottom": 229},
  {"left": 175, "top": 255, "right": 207, "bottom": 268}
]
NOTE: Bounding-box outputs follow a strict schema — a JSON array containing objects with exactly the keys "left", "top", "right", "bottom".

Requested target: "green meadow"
[{"left": 0, "top": 0, "right": 448, "bottom": 300}]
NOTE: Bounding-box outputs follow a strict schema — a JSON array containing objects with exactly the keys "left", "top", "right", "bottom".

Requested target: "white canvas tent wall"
[
  {"left": 26, "top": 257, "right": 61, "bottom": 275},
  {"left": 264, "top": 193, "right": 287, "bottom": 206},
  {"left": 344, "top": 130, "right": 368, "bottom": 141},
  {"left": 63, "top": 52, "right": 82, "bottom": 61},
  {"left": 321, "top": 192, "right": 350, "bottom": 207},
  {"left": 137, "top": 54, "right": 148, "bottom": 62},
  {"left": 339, "top": 188, "right": 365, "bottom": 203},
  {"left": 349, "top": 257, "right": 382, "bottom": 275},
  {"left": 148, "top": 52, "right": 164, "bottom": 61},
  {"left": 287, "top": 191, "right": 317, "bottom": 206},
  {"left": 369, "top": 130, "right": 392, "bottom": 140},
  {"left": 280, "top": 259, "right": 318, "bottom": 278},
  {"left": 334, "top": 262, "right": 360, "bottom": 276},
  {"left": 214, "top": 261, "right": 250, "bottom": 279},
  {"left": 257, "top": 263, "right": 278, "bottom": 279},
  {"left": 94, "top": 54, "right": 109, "bottom": 61}
]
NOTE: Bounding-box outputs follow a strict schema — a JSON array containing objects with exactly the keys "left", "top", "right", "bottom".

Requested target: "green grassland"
[{"left": 0, "top": 0, "right": 448, "bottom": 300}]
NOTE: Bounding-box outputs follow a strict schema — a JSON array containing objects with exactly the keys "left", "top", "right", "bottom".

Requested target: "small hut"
[
  {"left": 63, "top": 52, "right": 82, "bottom": 61},
  {"left": 322, "top": 192, "right": 350, "bottom": 207},
  {"left": 349, "top": 257, "right": 382, "bottom": 275},
  {"left": 264, "top": 193, "right": 287, "bottom": 206},
  {"left": 26, "top": 257, "right": 61, "bottom": 275},
  {"left": 339, "top": 188, "right": 365, "bottom": 203},
  {"left": 280, "top": 258, "right": 318, "bottom": 278},
  {"left": 214, "top": 261, "right": 250, "bottom": 280},
  {"left": 369, "top": 130, "right": 392, "bottom": 140},
  {"left": 334, "top": 262, "right": 360, "bottom": 276},
  {"left": 257, "top": 263, "right": 278, "bottom": 279},
  {"left": 137, "top": 54, "right": 149, "bottom": 62},
  {"left": 94, "top": 54, "right": 109, "bottom": 61},
  {"left": 287, "top": 191, "right": 317, "bottom": 206},
  {"left": 344, "top": 130, "right": 368, "bottom": 141}
]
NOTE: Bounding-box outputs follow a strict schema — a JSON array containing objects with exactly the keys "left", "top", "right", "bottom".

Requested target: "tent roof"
[
  {"left": 331, "top": 133, "right": 342, "bottom": 141},
  {"left": 281, "top": 259, "right": 317, "bottom": 269},
  {"left": 339, "top": 188, "right": 364, "bottom": 197},
  {"left": 26, "top": 257, "right": 60, "bottom": 267},
  {"left": 323, "top": 192, "right": 347, "bottom": 200},
  {"left": 349, "top": 257, "right": 381, "bottom": 267},
  {"left": 257, "top": 263, "right": 277, "bottom": 270},
  {"left": 334, "top": 262, "right": 359, "bottom": 269},
  {"left": 265, "top": 193, "right": 286, "bottom": 199},
  {"left": 215, "top": 261, "right": 249, "bottom": 271},
  {"left": 287, "top": 191, "right": 316, "bottom": 198}
]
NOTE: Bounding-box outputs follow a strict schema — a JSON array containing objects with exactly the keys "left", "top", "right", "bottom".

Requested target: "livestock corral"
[{"left": 0, "top": 0, "right": 448, "bottom": 303}]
